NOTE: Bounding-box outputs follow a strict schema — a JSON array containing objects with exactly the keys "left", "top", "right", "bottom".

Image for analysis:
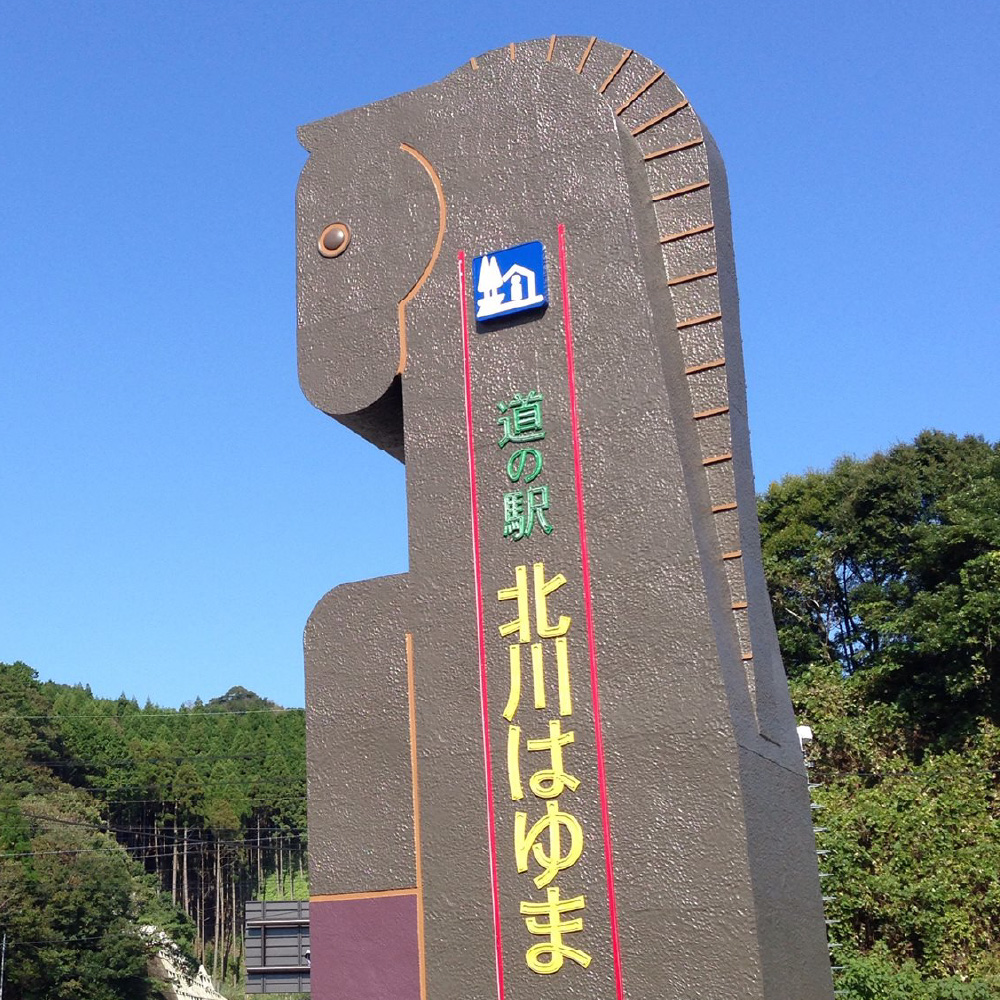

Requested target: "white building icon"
[{"left": 476, "top": 255, "right": 545, "bottom": 319}]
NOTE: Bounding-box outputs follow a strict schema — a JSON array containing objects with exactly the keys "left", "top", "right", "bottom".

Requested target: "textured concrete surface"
[{"left": 298, "top": 36, "right": 834, "bottom": 1000}]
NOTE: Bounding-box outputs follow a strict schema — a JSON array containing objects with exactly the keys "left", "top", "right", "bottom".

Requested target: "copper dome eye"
[{"left": 318, "top": 222, "right": 351, "bottom": 258}]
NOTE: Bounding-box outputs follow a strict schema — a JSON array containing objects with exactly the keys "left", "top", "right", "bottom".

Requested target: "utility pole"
[{"left": 1, "top": 930, "right": 7, "bottom": 1000}]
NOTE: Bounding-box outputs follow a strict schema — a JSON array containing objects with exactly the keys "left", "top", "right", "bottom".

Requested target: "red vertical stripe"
[
  {"left": 557, "top": 224, "right": 626, "bottom": 1000},
  {"left": 458, "top": 251, "right": 505, "bottom": 1000}
]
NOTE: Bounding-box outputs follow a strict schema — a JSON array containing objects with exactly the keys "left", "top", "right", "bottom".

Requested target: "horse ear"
[{"left": 298, "top": 122, "right": 324, "bottom": 153}]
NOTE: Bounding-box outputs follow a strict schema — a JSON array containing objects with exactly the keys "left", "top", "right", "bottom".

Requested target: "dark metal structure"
[{"left": 244, "top": 900, "right": 309, "bottom": 995}]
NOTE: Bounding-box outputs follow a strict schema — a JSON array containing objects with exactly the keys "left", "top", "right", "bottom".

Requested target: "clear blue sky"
[{"left": 2, "top": 1, "right": 997, "bottom": 708}]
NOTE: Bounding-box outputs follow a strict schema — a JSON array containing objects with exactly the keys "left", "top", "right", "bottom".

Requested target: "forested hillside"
[
  {"left": 0, "top": 670, "right": 305, "bottom": 999},
  {"left": 2, "top": 429, "right": 997, "bottom": 999},
  {"left": 761, "top": 430, "right": 1000, "bottom": 998}
]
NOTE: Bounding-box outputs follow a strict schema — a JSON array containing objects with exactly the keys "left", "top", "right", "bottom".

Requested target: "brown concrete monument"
[{"left": 297, "top": 36, "right": 834, "bottom": 1000}]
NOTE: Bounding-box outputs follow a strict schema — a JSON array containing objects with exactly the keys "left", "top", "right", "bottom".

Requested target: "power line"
[
  {"left": 0, "top": 833, "right": 308, "bottom": 861},
  {"left": 52, "top": 780, "right": 304, "bottom": 792},
  {"left": 5, "top": 787, "right": 307, "bottom": 803},
  {"left": 1, "top": 809, "right": 310, "bottom": 841},
  {"left": 91, "top": 796, "right": 305, "bottom": 805},
  {"left": 5, "top": 809, "right": 139, "bottom": 838},
  {"left": 3, "top": 934, "right": 122, "bottom": 948},
  {"left": 4, "top": 778, "right": 306, "bottom": 798},
  {"left": 28, "top": 753, "right": 306, "bottom": 769},
  {"left": 0, "top": 708, "right": 304, "bottom": 721}
]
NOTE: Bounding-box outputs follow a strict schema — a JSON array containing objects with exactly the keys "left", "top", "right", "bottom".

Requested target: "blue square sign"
[{"left": 473, "top": 241, "right": 548, "bottom": 322}]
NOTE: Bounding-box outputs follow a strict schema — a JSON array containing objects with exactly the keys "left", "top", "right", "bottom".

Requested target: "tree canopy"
[
  {"left": 0, "top": 665, "right": 306, "bottom": 998},
  {"left": 760, "top": 430, "right": 1000, "bottom": 997}
]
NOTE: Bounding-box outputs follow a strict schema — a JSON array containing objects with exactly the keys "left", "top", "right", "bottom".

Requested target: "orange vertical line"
[{"left": 405, "top": 633, "right": 427, "bottom": 1000}]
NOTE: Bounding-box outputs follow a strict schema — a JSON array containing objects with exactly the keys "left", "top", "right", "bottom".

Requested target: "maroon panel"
[{"left": 310, "top": 894, "right": 420, "bottom": 1000}]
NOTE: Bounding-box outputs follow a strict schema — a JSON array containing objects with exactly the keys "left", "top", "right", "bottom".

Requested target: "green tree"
[
  {"left": 761, "top": 430, "right": 1000, "bottom": 751},
  {"left": 759, "top": 431, "right": 1000, "bottom": 996}
]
